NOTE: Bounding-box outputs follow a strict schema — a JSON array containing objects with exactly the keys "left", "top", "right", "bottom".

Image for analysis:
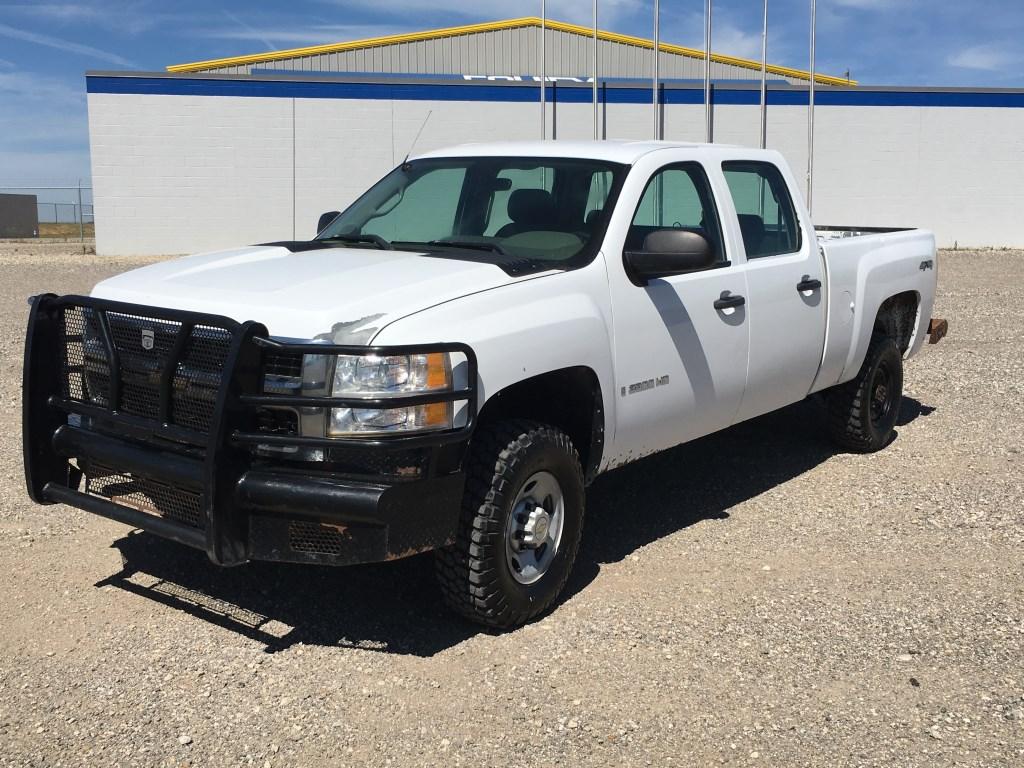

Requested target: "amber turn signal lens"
[{"left": 424, "top": 352, "right": 450, "bottom": 390}]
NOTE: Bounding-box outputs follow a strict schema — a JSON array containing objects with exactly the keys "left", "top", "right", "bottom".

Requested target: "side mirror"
[
  {"left": 317, "top": 211, "right": 340, "bottom": 234},
  {"left": 624, "top": 229, "right": 715, "bottom": 283}
]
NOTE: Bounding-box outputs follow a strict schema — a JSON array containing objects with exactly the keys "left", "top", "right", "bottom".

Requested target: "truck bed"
[{"left": 816, "top": 225, "right": 916, "bottom": 240}]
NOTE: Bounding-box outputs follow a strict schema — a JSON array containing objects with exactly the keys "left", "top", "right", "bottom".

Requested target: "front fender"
[{"left": 369, "top": 264, "right": 616, "bottom": 455}]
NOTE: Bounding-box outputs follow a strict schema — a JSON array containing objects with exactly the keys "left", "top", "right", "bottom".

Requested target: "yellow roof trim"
[{"left": 167, "top": 16, "right": 856, "bottom": 86}]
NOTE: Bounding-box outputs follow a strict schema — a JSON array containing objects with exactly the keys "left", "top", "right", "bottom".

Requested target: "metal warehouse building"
[
  {"left": 86, "top": 17, "right": 1024, "bottom": 255},
  {"left": 165, "top": 17, "right": 848, "bottom": 85}
]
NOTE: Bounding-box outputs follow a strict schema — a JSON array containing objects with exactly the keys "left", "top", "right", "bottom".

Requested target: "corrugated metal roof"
[{"left": 167, "top": 16, "right": 855, "bottom": 86}]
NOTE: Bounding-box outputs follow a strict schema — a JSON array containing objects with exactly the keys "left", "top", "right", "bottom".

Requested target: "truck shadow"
[{"left": 98, "top": 396, "right": 934, "bottom": 657}]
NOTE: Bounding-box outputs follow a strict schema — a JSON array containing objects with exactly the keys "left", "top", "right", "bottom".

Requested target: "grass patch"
[{"left": 38, "top": 222, "right": 95, "bottom": 238}]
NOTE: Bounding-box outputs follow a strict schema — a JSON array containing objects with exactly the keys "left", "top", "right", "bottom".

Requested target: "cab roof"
[{"left": 413, "top": 140, "right": 740, "bottom": 165}]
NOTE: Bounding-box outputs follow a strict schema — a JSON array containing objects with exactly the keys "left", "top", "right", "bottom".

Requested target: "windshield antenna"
[{"left": 402, "top": 110, "right": 433, "bottom": 168}]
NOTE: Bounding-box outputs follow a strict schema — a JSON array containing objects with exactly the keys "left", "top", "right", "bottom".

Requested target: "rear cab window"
[{"left": 721, "top": 161, "right": 802, "bottom": 258}]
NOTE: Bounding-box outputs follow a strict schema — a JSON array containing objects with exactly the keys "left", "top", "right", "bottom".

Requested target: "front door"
[
  {"left": 606, "top": 161, "right": 750, "bottom": 463},
  {"left": 721, "top": 160, "right": 827, "bottom": 422}
]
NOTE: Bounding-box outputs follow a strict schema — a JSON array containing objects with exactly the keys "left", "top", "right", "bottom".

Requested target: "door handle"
[
  {"left": 797, "top": 277, "right": 822, "bottom": 292},
  {"left": 713, "top": 292, "right": 746, "bottom": 310}
]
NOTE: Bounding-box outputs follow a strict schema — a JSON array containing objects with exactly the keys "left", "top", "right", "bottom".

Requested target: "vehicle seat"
[
  {"left": 737, "top": 213, "right": 765, "bottom": 257},
  {"left": 496, "top": 189, "right": 558, "bottom": 237}
]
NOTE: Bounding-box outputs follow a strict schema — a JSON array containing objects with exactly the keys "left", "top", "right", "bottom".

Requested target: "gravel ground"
[{"left": 0, "top": 246, "right": 1021, "bottom": 767}]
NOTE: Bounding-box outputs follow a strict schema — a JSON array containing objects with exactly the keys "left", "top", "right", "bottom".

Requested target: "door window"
[
  {"left": 627, "top": 163, "right": 726, "bottom": 263},
  {"left": 721, "top": 161, "right": 801, "bottom": 258}
]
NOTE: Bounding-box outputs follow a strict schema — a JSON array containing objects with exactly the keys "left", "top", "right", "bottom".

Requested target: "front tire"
[
  {"left": 825, "top": 333, "right": 904, "bottom": 452},
  {"left": 435, "top": 420, "right": 585, "bottom": 629}
]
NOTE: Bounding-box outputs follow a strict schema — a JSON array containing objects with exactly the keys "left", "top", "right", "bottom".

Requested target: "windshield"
[{"left": 317, "top": 156, "right": 628, "bottom": 272}]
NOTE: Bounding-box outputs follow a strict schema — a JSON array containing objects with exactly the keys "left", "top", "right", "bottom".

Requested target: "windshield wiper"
[
  {"left": 319, "top": 233, "right": 393, "bottom": 250},
  {"left": 425, "top": 239, "right": 509, "bottom": 256}
]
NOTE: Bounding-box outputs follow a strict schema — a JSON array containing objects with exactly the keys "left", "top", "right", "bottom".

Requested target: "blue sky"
[{"left": 1, "top": 0, "right": 1021, "bottom": 184}]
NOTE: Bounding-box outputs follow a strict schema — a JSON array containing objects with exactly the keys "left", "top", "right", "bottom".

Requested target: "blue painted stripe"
[{"left": 86, "top": 75, "right": 1024, "bottom": 108}]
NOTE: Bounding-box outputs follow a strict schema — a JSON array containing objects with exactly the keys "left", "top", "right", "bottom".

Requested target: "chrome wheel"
[{"left": 505, "top": 471, "right": 565, "bottom": 585}]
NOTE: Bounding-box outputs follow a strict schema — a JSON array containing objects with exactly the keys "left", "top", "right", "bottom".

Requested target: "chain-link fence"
[{"left": 0, "top": 184, "right": 94, "bottom": 242}]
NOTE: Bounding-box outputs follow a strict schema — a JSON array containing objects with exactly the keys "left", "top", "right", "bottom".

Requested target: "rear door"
[{"left": 720, "top": 160, "right": 827, "bottom": 422}]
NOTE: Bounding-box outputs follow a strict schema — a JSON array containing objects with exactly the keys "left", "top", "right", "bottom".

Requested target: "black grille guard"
[{"left": 23, "top": 293, "right": 478, "bottom": 565}]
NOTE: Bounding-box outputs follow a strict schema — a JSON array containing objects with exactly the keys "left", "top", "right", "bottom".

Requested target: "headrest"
[
  {"left": 508, "top": 189, "right": 556, "bottom": 227},
  {"left": 737, "top": 213, "right": 765, "bottom": 254}
]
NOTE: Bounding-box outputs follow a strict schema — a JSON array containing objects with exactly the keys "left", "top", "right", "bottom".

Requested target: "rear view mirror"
[
  {"left": 624, "top": 229, "right": 715, "bottom": 284},
  {"left": 317, "top": 211, "right": 340, "bottom": 234}
]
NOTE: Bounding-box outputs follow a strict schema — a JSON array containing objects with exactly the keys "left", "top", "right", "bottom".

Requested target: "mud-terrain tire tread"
[
  {"left": 825, "top": 333, "right": 903, "bottom": 453},
  {"left": 434, "top": 419, "right": 584, "bottom": 629}
]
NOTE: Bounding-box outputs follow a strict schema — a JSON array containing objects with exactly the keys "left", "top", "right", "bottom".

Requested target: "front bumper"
[{"left": 23, "top": 294, "right": 476, "bottom": 566}]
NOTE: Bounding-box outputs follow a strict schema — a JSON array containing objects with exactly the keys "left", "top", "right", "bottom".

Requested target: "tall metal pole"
[
  {"left": 704, "top": 0, "right": 713, "bottom": 142},
  {"left": 652, "top": 0, "right": 660, "bottom": 139},
  {"left": 77, "top": 179, "right": 84, "bottom": 243},
  {"left": 593, "top": 0, "right": 599, "bottom": 139},
  {"left": 540, "top": 1, "right": 546, "bottom": 140},
  {"left": 759, "top": 0, "right": 768, "bottom": 149},
  {"left": 807, "top": 0, "right": 816, "bottom": 214}
]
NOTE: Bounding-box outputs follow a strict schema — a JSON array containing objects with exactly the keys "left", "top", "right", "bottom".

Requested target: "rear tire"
[
  {"left": 435, "top": 420, "right": 584, "bottom": 629},
  {"left": 825, "top": 333, "right": 904, "bottom": 452}
]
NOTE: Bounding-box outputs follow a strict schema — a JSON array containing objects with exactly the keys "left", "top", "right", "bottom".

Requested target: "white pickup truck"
[{"left": 23, "top": 141, "right": 947, "bottom": 628}]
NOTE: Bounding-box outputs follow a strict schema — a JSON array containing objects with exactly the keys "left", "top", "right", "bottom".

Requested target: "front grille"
[
  {"left": 61, "top": 306, "right": 110, "bottom": 405},
  {"left": 108, "top": 312, "right": 181, "bottom": 421},
  {"left": 255, "top": 407, "right": 299, "bottom": 436},
  {"left": 264, "top": 352, "right": 303, "bottom": 378},
  {"left": 288, "top": 521, "right": 348, "bottom": 555},
  {"left": 57, "top": 306, "right": 233, "bottom": 438},
  {"left": 172, "top": 324, "right": 232, "bottom": 432},
  {"left": 86, "top": 461, "right": 203, "bottom": 529}
]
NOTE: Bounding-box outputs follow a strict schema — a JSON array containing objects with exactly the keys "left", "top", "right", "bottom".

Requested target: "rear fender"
[{"left": 815, "top": 232, "right": 936, "bottom": 391}]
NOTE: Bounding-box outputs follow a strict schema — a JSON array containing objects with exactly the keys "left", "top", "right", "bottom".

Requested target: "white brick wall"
[
  {"left": 88, "top": 87, "right": 1024, "bottom": 254},
  {"left": 90, "top": 94, "right": 294, "bottom": 255}
]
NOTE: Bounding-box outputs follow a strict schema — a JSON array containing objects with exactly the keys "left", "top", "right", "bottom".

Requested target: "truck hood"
[{"left": 91, "top": 244, "right": 526, "bottom": 342}]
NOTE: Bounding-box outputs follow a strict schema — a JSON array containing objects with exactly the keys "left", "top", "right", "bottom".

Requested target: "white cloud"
[
  {"left": 317, "top": 0, "right": 643, "bottom": 27},
  {"left": 658, "top": 7, "right": 778, "bottom": 63},
  {"left": 0, "top": 149, "right": 91, "bottom": 185},
  {"left": 707, "top": 22, "right": 763, "bottom": 61},
  {"left": 200, "top": 23, "right": 406, "bottom": 47},
  {"left": 0, "top": 22, "right": 136, "bottom": 67},
  {"left": 0, "top": 3, "right": 105, "bottom": 21},
  {"left": 0, "top": 67, "right": 89, "bottom": 182},
  {"left": 0, "top": 69, "right": 85, "bottom": 104},
  {"left": 832, "top": 0, "right": 910, "bottom": 8},
  {"left": 0, "top": 2, "right": 194, "bottom": 36},
  {"left": 947, "top": 45, "right": 1018, "bottom": 72}
]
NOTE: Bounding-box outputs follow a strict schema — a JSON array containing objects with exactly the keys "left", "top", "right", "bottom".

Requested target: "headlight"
[{"left": 328, "top": 352, "right": 454, "bottom": 436}]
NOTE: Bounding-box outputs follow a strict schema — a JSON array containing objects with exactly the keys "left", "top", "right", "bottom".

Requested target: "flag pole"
[
  {"left": 807, "top": 0, "right": 816, "bottom": 213},
  {"left": 704, "top": 0, "right": 713, "bottom": 142},
  {"left": 653, "top": 0, "right": 660, "bottom": 139},
  {"left": 593, "top": 0, "right": 599, "bottom": 139},
  {"left": 760, "top": 0, "right": 768, "bottom": 149},
  {"left": 540, "top": 1, "right": 547, "bottom": 140}
]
